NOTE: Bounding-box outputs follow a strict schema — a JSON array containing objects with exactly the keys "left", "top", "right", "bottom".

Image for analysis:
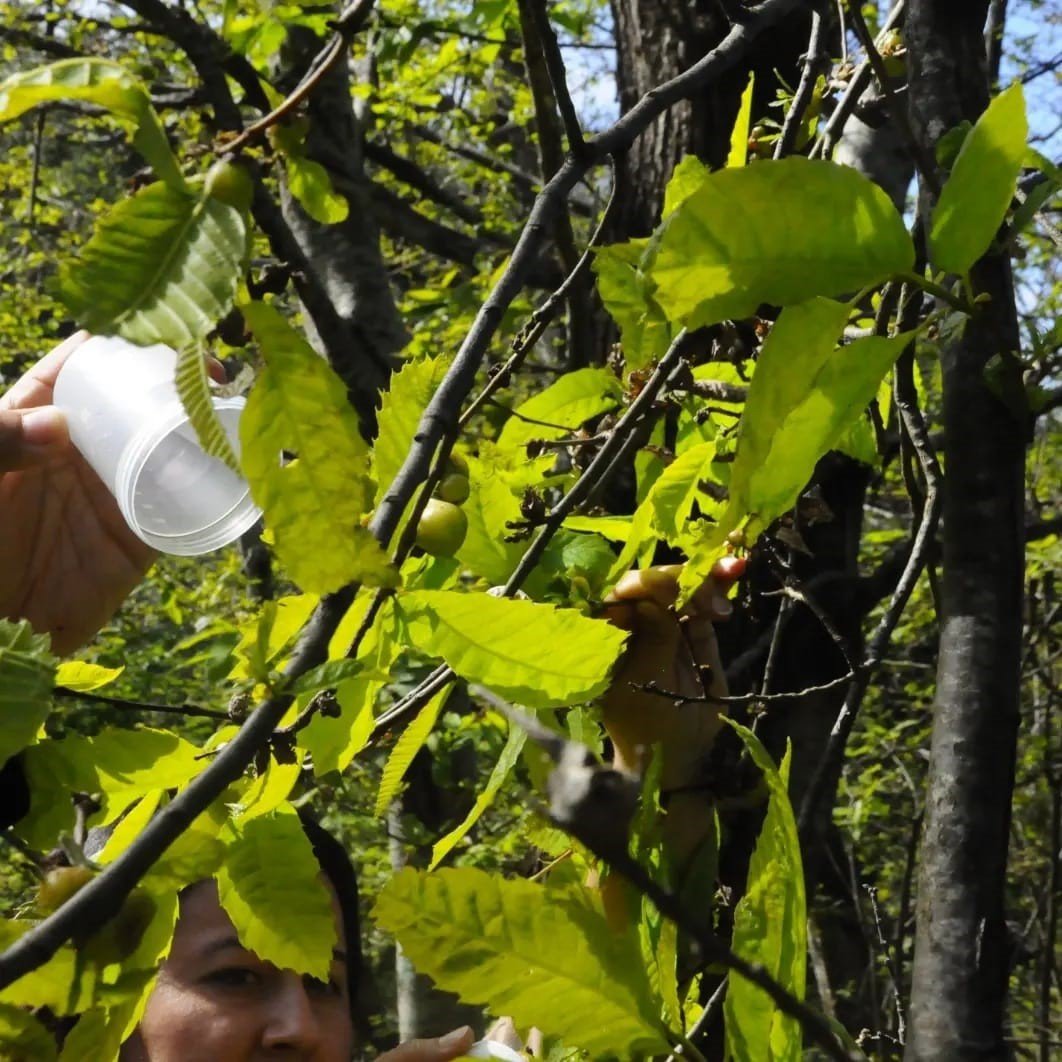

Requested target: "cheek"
[{"left": 132, "top": 981, "right": 260, "bottom": 1059}]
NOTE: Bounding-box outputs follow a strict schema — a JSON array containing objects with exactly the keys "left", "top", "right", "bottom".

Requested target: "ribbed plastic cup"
[
  {"left": 53, "top": 335, "right": 261, "bottom": 556},
  {"left": 460, "top": 1043, "right": 525, "bottom": 1061}
]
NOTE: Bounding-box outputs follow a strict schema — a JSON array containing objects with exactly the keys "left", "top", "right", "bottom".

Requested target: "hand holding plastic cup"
[{"left": 53, "top": 335, "right": 260, "bottom": 555}]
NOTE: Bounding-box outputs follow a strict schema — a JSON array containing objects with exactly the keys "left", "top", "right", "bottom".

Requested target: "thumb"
[
  {"left": 378, "top": 1026, "right": 475, "bottom": 1061},
  {"left": 0, "top": 407, "right": 69, "bottom": 473}
]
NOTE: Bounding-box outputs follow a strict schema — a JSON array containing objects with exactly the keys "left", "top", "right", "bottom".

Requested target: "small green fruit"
[
  {"left": 446, "top": 451, "right": 469, "bottom": 476},
  {"left": 438, "top": 472, "right": 471, "bottom": 505},
  {"left": 416, "top": 499, "right": 468, "bottom": 557},
  {"left": 204, "top": 159, "right": 255, "bottom": 211},
  {"left": 266, "top": 116, "right": 310, "bottom": 156},
  {"left": 37, "top": 865, "right": 94, "bottom": 913}
]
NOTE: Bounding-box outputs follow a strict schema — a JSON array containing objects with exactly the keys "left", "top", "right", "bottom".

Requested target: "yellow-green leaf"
[
  {"left": 651, "top": 157, "right": 913, "bottom": 329},
  {"left": 395, "top": 590, "right": 628, "bottom": 707},
  {"left": 240, "top": 301, "right": 398, "bottom": 593},
  {"left": 727, "top": 73, "right": 755, "bottom": 169},
  {"left": 374, "top": 868, "right": 670, "bottom": 1056},
  {"left": 0, "top": 620, "right": 56, "bottom": 765},
  {"left": 286, "top": 154, "right": 350, "bottom": 224},
  {"left": 722, "top": 723, "right": 806, "bottom": 1061},
  {"left": 930, "top": 83, "right": 1027, "bottom": 275},
  {"left": 175, "top": 342, "right": 240, "bottom": 474},
  {"left": 0, "top": 1002, "right": 58, "bottom": 1061},
  {"left": 57, "top": 182, "right": 247, "bottom": 350},
  {"left": 0, "top": 59, "right": 185, "bottom": 191},
  {"left": 216, "top": 806, "right": 337, "bottom": 979},
  {"left": 373, "top": 355, "right": 450, "bottom": 508},
  {"left": 375, "top": 685, "right": 451, "bottom": 816},
  {"left": 55, "top": 661, "right": 124, "bottom": 693},
  {"left": 497, "top": 368, "right": 624, "bottom": 451}
]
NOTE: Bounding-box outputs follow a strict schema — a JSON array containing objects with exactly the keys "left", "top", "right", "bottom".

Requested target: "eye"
[{"left": 205, "top": 966, "right": 262, "bottom": 988}]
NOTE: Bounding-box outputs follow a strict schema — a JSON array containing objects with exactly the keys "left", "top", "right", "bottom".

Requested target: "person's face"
[{"left": 119, "top": 879, "right": 354, "bottom": 1061}]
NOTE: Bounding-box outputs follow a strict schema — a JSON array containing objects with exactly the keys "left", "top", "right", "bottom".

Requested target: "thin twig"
[
  {"left": 54, "top": 686, "right": 231, "bottom": 722},
  {"left": 666, "top": 978, "right": 728, "bottom": 1060},
  {"left": 774, "top": 2, "right": 830, "bottom": 159},
  {"left": 811, "top": 0, "right": 907, "bottom": 159},
  {"left": 525, "top": 0, "right": 585, "bottom": 155},
  {"left": 635, "top": 669, "right": 859, "bottom": 707}
]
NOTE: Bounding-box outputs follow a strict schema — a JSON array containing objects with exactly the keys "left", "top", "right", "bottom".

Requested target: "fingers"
[
  {"left": 0, "top": 331, "right": 89, "bottom": 412},
  {"left": 207, "top": 356, "right": 227, "bottom": 385},
  {"left": 377, "top": 1026, "right": 475, "bottom": 1061},
  {"left": 0, "top": 407, "right": 70, "bottom": 473}
]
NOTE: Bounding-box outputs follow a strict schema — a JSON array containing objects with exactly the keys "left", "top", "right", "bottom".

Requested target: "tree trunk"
[{"left": 904, "top": 2, "right": 1026, "bottom": 1056}]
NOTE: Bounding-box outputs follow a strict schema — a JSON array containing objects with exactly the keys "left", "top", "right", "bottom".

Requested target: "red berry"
[{"left": 712, "top": 555, "right": 748, "bottom": 583}]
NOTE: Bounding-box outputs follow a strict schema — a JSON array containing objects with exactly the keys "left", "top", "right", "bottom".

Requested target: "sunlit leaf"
[
  {"left": 497, "top": 367, "right": 623, "bottom": 451},
  {"left": 374, "top": 868, "right": 670, "bottom": 1056},
  {"left": 240, "top": 301, "right": 398, "bottom": 593},
  {"left": 395, "top": 590, "right": 628, "bottom": 706},
  {"left": 54, "top": 661, "right": 123, "bottom": 693},
  {"left": 175, "top": 342, "right": 240, "bottom": 474},
  {"left": 286, "top": 154, "right": 350, "bottom": 224},
  {"left": 57, "top": 182, "right": 247, "bottom": 350},
  {"left": 375, "top": 685, "right": 451, "bottom": 816},
  {"left": 727, "top": 72, "right": 755, "bottom": 169},
  {"left": 0, "top": 619, "right": 56, "bottom": 765},
  {"left": 651, "top": 157, "right": 913, "bottom": 328},
  {"left": 930, "top": 83, "right": 1027, "bottom": 274},
  {"left": 0, "top": 1001, "right": 58, "bottom": 1061},
  {"left": 373, "top": 355, "right": 450, "bottom": 508},
  {"left": 217, "top": 806, "right": 337, "bottom": 979},
  {"left": 723, "top": 722, "right": 806, "bottom": 1062},
  {"left": 0, "top": 58, "right": 185, "bottom": 190}
]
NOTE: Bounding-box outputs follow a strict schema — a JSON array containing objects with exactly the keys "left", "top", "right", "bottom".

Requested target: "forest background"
[{"left": 0, "top": 0, "right": 1059, "bottom": 1060}]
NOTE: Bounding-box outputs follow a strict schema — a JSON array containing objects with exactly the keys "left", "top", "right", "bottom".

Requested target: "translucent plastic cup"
[
  {"left": 461, "top": 1044, "right": 524, "bottom": 1062},
  {"left": 53, "top": 335, "right": 261, "bottom": 556}
]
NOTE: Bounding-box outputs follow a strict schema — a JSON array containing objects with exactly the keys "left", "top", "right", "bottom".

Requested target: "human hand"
[
  {"left": 600, "top": 558, "right": 744, "bottom": 788},
  {"left": 0, "top": 333, "right": 224, "bottom": 655},
  {"left": 377, "top": 1025, "right": 476, "bottom": 1061}
]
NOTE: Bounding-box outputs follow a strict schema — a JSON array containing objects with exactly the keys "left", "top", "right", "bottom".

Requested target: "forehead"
[{"left": 170, "top": 879, "right": 345, "bottom": 962}]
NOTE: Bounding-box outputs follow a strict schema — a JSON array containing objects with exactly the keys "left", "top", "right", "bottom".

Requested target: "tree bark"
[{"left": 904, "top": 2, "right": 1026, "bottom": 1057}]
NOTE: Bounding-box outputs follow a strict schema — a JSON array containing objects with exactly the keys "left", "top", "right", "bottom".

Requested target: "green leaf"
[
  {"left": 374, "top": 868, "right": 670, "bottom": 1056},
  {"left": 651, "top": 157, "right": 913, "bottom": 328},
  {"left": 454, "top": 453, "right": 524, "bottom": 584},
  {"left": 230, "top": 593, "right": 320, "bottom": 682},
  {"left": 429, "top": 722, "right": 527, "bottom": 869},
  {"left": 373, "top": 355, "right": 451, "bottom": 508},
  {"left": 727, "top": 298, "right": 852, "bottom": 519},
  {"left": 834, "top": 414, "right": 878, "bottom": 467},
  {"left": 175, "top": 342, "right": 240, "bottom": 474},
  {"left": 287, "top": 658, "right": 365, "bottom": 696},
  {"left": 286, "top": 154, "right": 350, "bottom": 224},
  {"left": 0, "top": 1002, "right": 58, "bottom": 1061},
  {"left": 663, "top": 156, "right": 711, "bottom": 217},
  {"left": 0, "top": 59, "right": 185, "bottom": 191},
  {"left": 0, "top": 619, "right": 56, "bottom": 765},
  {"left": 0, "top": 921, "right": 93, "bottom": 1015},
  {"left": 593, "top": 240, "right": 674, "bottom": 370},
  {"left": 57, "top": 182, "right": 247, "bottom": 350},
  {"left": 240, "top": 301, "right": 398, "bottom": 593},
  {"left": 301, "top": 675, "right": 381, "bottom": 775},
  {"left": 930, "top": 83, "right": 1027, "bottom": 274},
  {"left": 375, "top": 685, "right": 451, "bottom": 816},
  {"left": 54, "top": 660, "right": 123, "bottom": 693},
  {"left": 216, "top": 806, "right": 338, "bottom": 979},
  {"left": 726, "top": 73, "right": 755, "bottom": 169},
  {"left": 738, "top": 329, "right": 911, "bottom": 522},
  {"left": 395, "top": 590, "right": 628, "bottom": 707},
  {"left": 722, "top": 722, "right": 806, "bottom": 1062},
  {"left": 497, "top": 368, "right": 624, "bottom": 451}
]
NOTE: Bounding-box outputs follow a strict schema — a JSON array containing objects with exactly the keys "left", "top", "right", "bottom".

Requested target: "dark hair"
[{"left": 298, "top": 812, "right": 367, "bottom": 1033}]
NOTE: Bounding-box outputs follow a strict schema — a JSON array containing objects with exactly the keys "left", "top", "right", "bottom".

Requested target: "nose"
[{"left": 261, "top": 973, "right": 323, "bottom": 1052}]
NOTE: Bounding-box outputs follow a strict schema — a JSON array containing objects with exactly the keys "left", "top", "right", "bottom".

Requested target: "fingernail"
[
  {"left": 439, "top": 1026, "right": 473, "bottom": 1049},
  {"left": 21, "top": 408, "right": 67, "bottom": 447},
  {"left": 713, "top": 595, "right": 733, "bottom": 618}
]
